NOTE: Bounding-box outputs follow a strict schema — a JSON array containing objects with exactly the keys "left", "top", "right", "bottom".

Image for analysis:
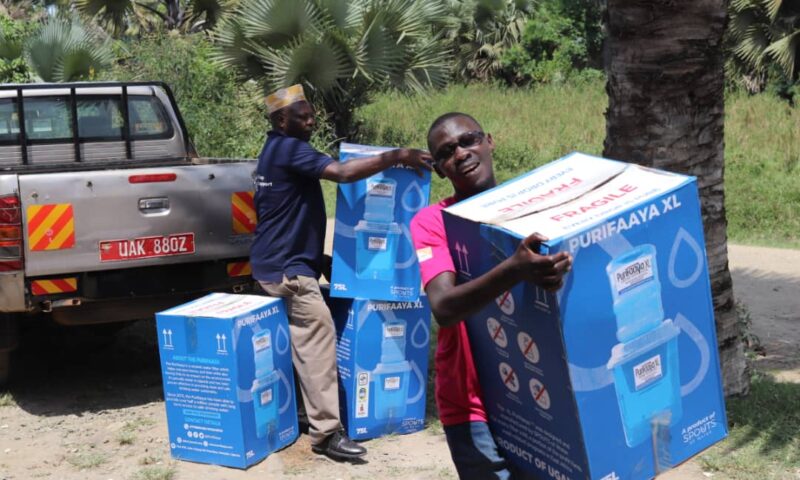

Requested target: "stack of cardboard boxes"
[{"left": 326, "top": 143, "right": 434, "bottom": 441}]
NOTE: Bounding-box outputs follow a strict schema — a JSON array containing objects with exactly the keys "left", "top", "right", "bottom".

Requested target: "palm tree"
[
  {"left": 28, "top": 19, "right": 113, "bottom": 82},
  {"left": 213, "top": 0, "right": 453, "bottom": 139},
  {"left": 444, "top": 0, "right": 531, "bottom": 81},
  {"left": 74, "top": 0, "right": 226, "bottom": 36},
  {"left": 604, "top": 0, "right": 749, "bottom": 396},
  {"left": 728, "top": 0, "right": 800, "bottom": 92},
  {"left": 2, "top": 17, "right": 113, "bottom": 82}
]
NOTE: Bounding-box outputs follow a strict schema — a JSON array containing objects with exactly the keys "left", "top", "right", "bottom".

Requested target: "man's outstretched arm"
[
  {"left": 321, "top": 148, "right": 432, "bottom": 183},
  {"left": 426, "top": 233, "right": 572, "bottom": 327}
]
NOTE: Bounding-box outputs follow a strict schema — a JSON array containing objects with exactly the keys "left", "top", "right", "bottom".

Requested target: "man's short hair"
[{"left": 427, "top": 112, "right": 483, "bottom": 153}]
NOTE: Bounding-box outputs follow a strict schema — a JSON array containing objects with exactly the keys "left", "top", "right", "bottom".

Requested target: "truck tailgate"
[{"left": 19, "top": 161, "right": 257, "bottom": 277}]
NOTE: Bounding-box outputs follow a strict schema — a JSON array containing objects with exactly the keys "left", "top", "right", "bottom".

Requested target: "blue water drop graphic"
[
  {"left": 278, "top": 370, "right": 292, "bottom": 414},
  {"left": 407, "top": 360, "right": 425, "bottom": 404},
  {"left": 668, "top": 228, "right": 704, "bottom": 288},
  {"left": 410, "top": 318, "right": 430, "bottom": 348},
  {"left": 394, "top": 224, "right": 417, "bottom": 269},
  {"left": 675, "top": 313, "right": 710, "bottom": 396},
  {"left": 401, "top": 181, "right": 426, "bottom": 213},
  {"left": 275, "top": 324, "right": 290, "bottom": 355}
]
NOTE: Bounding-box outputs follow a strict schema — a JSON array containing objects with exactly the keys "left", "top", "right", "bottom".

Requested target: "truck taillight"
[
  {"left": 129, "top": 173, "right": 177, "bottom": 183},
  {"left": 0, "top": 193, "right": 23, "bottom": 272}
]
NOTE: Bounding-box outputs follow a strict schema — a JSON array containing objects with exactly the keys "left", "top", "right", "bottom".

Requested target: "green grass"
[
  {"left": 356, "top": 81, "right": 606, "bottom": 206},
  {"left": 699, "top": 373, "right": 800, "bottom": 479},
  {"left": 352, "top": 81, "right": 800, "bottom": 248},
  {"left": 130, "top": 465, "right": 176, "bottom": 480},
  {"left": 116, "top": 417, "right": 155, "bottom": 446},
  {"left": 724, "top": 90, "right": 800, "bottom": 247},
  {"left": 66, "top": 451, "right": 108, "bottom": 470},
  {"left": 0, "top": 392, "right": 15, "bottom": 407}
]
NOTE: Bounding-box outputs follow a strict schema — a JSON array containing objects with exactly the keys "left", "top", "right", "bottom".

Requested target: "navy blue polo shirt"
[{"left": 250, "top": 130, "right": 334, "bottom": 282}]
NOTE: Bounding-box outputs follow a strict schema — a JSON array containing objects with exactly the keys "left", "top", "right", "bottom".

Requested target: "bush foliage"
[
  {"left": 0, "top": 14, "right": 36, "bottom": 83},
  {"left": 500, "top": 0, "right": 603, "bottom": 84},
  {"left": 106, "top": 33, "right": 267, "bottom": 158}
]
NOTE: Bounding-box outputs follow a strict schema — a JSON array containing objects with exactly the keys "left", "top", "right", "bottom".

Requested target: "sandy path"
[{"left": 0, "top": 243, "right": 797, "bottom": 480}]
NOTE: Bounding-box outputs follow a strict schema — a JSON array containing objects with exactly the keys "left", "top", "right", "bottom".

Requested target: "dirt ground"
[{"left": 1, "top": 243, "right": 798, "bottom": 480}]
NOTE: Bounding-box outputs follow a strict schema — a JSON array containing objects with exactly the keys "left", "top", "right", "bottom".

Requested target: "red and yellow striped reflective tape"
[
  {"left": 31, "top": 277, "right": 78, "bottom": 295},
  {"left": 231, "top": 192, "right": 256, "bottom": 234},
  {"left": 26, "top": 203, "right": 75, "bottom": 251},
  {"left": 227, "top": 261, "right": 252, "bottom": 277}
]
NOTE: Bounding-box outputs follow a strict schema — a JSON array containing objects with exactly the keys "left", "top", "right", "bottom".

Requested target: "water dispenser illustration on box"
[
  {"left": 365, "top": 315, "right": 411, "bottom": 423},
  {"left": 354, "top": 178, "right": 402, "bottom": 281},
  {"left": 605, "top": 244, "right": 682, "bottom": 447},
  {"left": 251, "top": 330, "right": 279, "bottom": 447}
]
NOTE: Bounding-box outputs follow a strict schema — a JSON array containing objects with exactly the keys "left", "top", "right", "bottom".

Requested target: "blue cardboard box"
[
  {"left": 156, "top": 293, "right": 298, "bottom": 468},
  {"left": 330, "top": 142, "right": 431, "bottom": 301},
  {"left": 442, "top": 153, "right": 728, "bottom": 480},
  {"left": 325, "top": 288, "right": 432, "bottom": 441}
]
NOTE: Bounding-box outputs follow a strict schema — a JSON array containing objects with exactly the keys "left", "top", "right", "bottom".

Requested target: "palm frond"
[
  {"left": 188, "top": 0, "right": 227, "bottom": 30},
  {"left": 251, "top": 35, "right": 350, "bottom": 92},
  {"left": 762, "top": 0, "right": 783, "bottom": 20},
  {"left": 75, "top": 0, "right": 135, "bottom": 37},
  {"left": 735, "top": 23, "right": 772, "bottom": 68},
  {"left": 211, "top": 15, "right": 268, "bottom": 78},
  {"left": 239, "top": 0, "right": 314, "bottom": 47},
  {"left": 764, "top": 29, "right": 800, "bottom": 78},
  {"left": 25, "top": 18, "right": 112, "bottom": 82}
]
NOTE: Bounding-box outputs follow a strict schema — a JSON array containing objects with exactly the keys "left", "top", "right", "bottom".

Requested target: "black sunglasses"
[{"left": 434, "top": 130, "right": 485, "bottom": 164}]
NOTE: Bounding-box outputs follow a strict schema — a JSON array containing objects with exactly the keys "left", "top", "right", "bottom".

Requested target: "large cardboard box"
[
  {"left": 156, "top": 293, "right": 298, "bottom": 468},
  {"left": 330, "top": 142, "right": 431, "bottom": 301},
  {"left": 442, "top": 153, "right": 728, "bottom": 479},
  {"left": 325, "top": 288, "right": 432, "bottom": 440}
]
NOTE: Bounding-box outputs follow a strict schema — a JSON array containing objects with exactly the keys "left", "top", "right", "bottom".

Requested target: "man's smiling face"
[{"left": 428, "top": 115, "right": 496, "bottom": 199}]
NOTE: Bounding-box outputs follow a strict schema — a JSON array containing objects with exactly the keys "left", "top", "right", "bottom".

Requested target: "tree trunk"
[{"left": 604, "top": 0, "right": 749, "bottom": 396}]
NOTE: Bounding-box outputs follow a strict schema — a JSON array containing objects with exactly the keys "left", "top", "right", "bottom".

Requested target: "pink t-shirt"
[{"left": 410, "top": 197, "right": 488, "bottom": 426}]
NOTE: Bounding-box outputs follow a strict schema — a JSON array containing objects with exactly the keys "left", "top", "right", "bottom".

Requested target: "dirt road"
[{"left": 1, "top": 244, "right": 797, "bottom": 480}]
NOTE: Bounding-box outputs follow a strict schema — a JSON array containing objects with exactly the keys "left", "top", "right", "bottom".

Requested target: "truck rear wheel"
[
  {"left": 0, "top": 314, "right": 19, "bottom": 387},
  {"left": 0, "top": 350, "right": 9, "bottom": 387}
]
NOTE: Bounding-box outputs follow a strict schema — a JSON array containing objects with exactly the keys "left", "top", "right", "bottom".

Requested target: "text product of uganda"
[{"left": 442, "top": 152, "right": 727, "bottom": 480}]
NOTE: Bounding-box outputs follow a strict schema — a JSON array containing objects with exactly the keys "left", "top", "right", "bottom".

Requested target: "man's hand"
[
  {"left": 392, "top": 148, "right": 433, "bottom": 177},
  {"left": 510, "top": 232, "right": 572, "bottom": 292}
]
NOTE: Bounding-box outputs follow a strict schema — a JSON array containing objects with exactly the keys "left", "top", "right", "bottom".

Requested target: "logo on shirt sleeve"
[{"left": 416, "top": 247, "right": 433, "bottom": 263}]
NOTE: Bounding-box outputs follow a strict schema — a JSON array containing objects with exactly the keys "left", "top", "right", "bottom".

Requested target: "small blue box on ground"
[
  {"left": 156, "top": 293, "right": 298, "bottom": 469},
  {"left": 324, "top": 288, "right": 432, "bottom": 441},
  {"left": 443, "top": 153, "right": 728, "bottom": 479},
  {"left": 331, "top": 142, "right": 431, "bottom": 301}
]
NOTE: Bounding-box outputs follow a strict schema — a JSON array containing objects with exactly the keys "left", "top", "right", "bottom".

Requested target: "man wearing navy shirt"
[{"left": 251, "top": 84, "right": 430, "bottom": 461}]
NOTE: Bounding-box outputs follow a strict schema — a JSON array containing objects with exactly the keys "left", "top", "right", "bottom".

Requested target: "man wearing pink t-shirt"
[{"left": 410, "top": 113, "right": 572, "bottom": 479}]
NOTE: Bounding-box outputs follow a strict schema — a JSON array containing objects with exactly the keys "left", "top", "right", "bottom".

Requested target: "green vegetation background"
[{"left": 105, "top": 35, "right": 800, "bottom": 248}]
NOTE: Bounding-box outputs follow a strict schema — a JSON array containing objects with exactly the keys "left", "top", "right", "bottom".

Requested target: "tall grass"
[
  {"left": 355, "top": 81, "right": 800, "bottom": 247},
  {"left": 356, "top": 81, "right": 607, "bottom": 204},
  {"left": 699, "top": 373, "right": 800, "bottom": 479},
  {"left": 724, "top": 90, "right": 800, "bottom": 247}
]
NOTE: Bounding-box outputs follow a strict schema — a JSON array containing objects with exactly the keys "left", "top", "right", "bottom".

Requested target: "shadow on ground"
[
  {"left": 4, "top": 318, "right": 164, "bottom": 416},
  {"left": 714, "top": 374, "right": 800, "bottom": 463},
  {"left": 730, "top": 267, "right": 800, "bottom": 375}
]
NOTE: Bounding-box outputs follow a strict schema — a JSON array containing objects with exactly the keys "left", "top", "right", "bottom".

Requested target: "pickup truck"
[{"left": 0, "top": 81, "right": 258, "bottom": 384}]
